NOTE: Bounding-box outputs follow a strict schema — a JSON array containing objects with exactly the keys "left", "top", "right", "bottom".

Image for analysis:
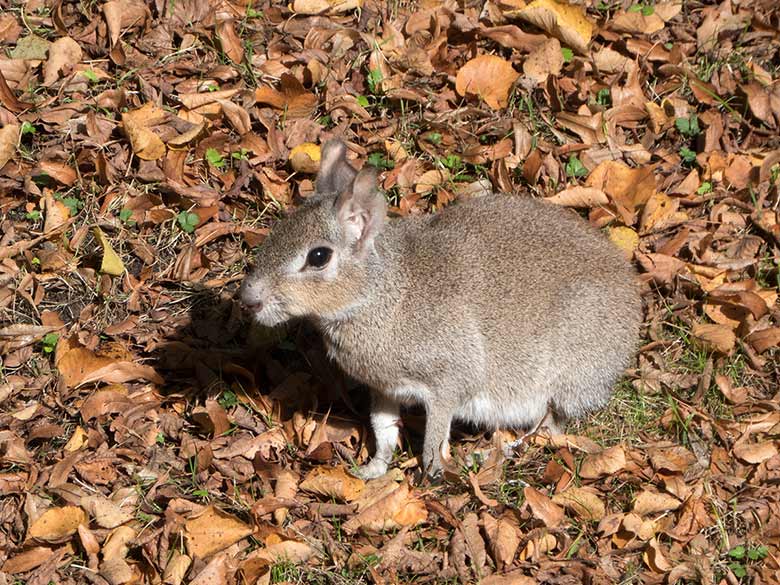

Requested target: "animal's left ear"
[
  {"left": 335, "top": 167, "right": 386, "bottom": 257},
  {"left": 316, "top": 139, "right": 357, "bottom": 195}
]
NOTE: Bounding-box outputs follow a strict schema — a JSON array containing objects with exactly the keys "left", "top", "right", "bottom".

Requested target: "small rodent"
[{"left": 241, "top": 139, "right": 642, "bottom": 479}]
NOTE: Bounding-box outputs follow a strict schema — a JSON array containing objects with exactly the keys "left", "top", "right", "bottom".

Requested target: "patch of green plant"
[
  {"left": 561, "top": 47, "right": 574, "bottom": 63},
  {"left": 218, "top": 390, "right": 239, "bottom": 409},
  {"left": 205, "top": 147, "right": 225, "bottom": 168},
  {"left": 427, "top": 131, "right": 443, "bottom": 145},
  {"left": 697, "top": 181, "right": 713, "bottom": 194},
  {"left": 21, "top": 121, "right": 36, "bottom": 136},
  {"left": 680, "top": 146, "right": 697, "bottom": 165},
  {"left": 119, "top": 208, "right": 136, "bottom": 226},
  {"left": 565, "top": 155, "right": 588, "bottom": 178},
  {"left": 628, "top": 3, "right": 655, "bottom": 15},
  {"left": 769, "top": 163, "right": 780, "bottom": 184},
  {"left": 137, "top": 511, "right": 155, "bottom": 523},
  {"left": 728, "top": 544, "right": 768, "bottom": 579},
  {"left": 41, "top": 333, "right": 59, "bottom": 353},
  {"left": 231, "top": 148, "right": 250, "bottom": 161},
  {"left": 367, "top": 151, "right": 394, "bottom": 169},
  {"left": 55, "top": 194, "right": 84, "bottom": 215},
  {"left": 83, "top": 69, "right": 99, "bottom": 84},
  {"left": 155, "top": 432, "right": 165, "bottom": 445},
  {"left": 246, "top": 6, "right": 262, "bottom": 18},
  {"left": 356, "top": 95, "right": 370, "bottom": 108},
  {"left": 270, "top": 559, "right": 303, "bottom": 583},
  {"left": 26, "top": 209, "right": 41, "bottom": 221},
  {"left": 439, "top": 154, "right": 462, "bottom": 172},
  {"left": 596, "top": 88, "right": 611, "bottom": 107},
  {"left": 318, "top": 114, "right": 332, "bottom": 127},
  {"left": 675, "top": 114, "right": 701, "bottom": 138},
  {"left": 367, "top": 68, "right": 383, "bottom": 94},
  {"left": 176, "top": 211, "right": 200, "bottom": 233}
]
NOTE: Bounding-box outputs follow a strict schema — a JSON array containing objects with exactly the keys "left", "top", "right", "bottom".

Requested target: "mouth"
[{"left": 247, "top": 301, "right": 288, "bottom": 328}]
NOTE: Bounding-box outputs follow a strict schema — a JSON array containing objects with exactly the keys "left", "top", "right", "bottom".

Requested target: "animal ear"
[
  {"left": 316, "top": 139, "right": 357, "bottom": 195},
  {"left": 336, "top": 167, "right": 386, "bottom": 257}
]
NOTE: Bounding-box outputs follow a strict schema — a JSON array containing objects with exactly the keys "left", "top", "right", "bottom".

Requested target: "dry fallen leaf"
[
  {"left": 482, "top": 512, "right": 521, "bottom": 570},
  {"left": 579, "top": 445, "right": 627, "bottom": 479},
  {"left": 456, "top": 55, "right": 520, "bottom": 110},
  {"left": 81, "top": 494, "right": 133, "bottom": 529},
  {"left": 342, "top": 481, "right": 427, "bottom": 533},
  {"left": 300, "top": 466, "right": 365, "bottom": 502},
  {"left": 28, "top": 506, "right": 88, "bottom": 542},
  {"left": 545, "top": 186, "right": 608, "bottom": 207},
  {"left": 518, "top": 0, "right": 594, "bottom": 54},
  {"left": 609, "top": 226, "right": 640, "bottom": 258},
  {"left": 523, "top": 37, "right": 563, "bottom": 85},
  {"left": 289, "top": 142, "right": 321, "bottom": 174},
  {"left": 184, "top": 505, "right": 253, "bottom": 559},
  {"left": 55, "top": 336, "right": 163, "bottom": 388},
  {"left": 632, "top": 490, "right": 682, "bottom": 516},
  {"left": 733, "top": 440, "right": 778, "bottom": 464},
  {"left": 93, "top": 227, "right": 126, "bottom": 276},
  {"left": 121, "top": 103, "right": 167, "bottom": 160},
  {"left": 291, "top": 0, "right": 362, "bottom": 15},
  {"left": 0, "top": 123, "right": 19, "bottom": 169},
  {"left": 42, "top": 36, "right": 82, "bottom": 85},
  {"left": 691, "top": 322, "right": 736, "bottom": 354},
  {"left": 524, "top": 486, "right": 565, "bottom": 528},
  {"left": 552, "top": 486, "right": 606, "bottom": 521},
  {"left": 44, "top": 190, "right": 71, "bottom": 234}
]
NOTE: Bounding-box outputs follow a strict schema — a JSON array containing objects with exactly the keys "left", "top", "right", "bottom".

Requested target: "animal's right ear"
[{"left": 316, "top": 139, "right": 357, "bottom": 195}]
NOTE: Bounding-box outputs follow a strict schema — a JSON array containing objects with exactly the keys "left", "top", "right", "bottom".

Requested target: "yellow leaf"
[
  {"left": 608, "top": 226, "right": 640, "bottom": 258},
  {"left": 455, "top": 55, "right": 520, "bottom": 110},
  {"left": 289, "top": 142, "right": 321, "bottom": 174},
  {"left": 518, "top": 0, "right": 594, "bottom": 54},
  {"left": 93, "top": 227, "right": 125, "bottom": 276}
]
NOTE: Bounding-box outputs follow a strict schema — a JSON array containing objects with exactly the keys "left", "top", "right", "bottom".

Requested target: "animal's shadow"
[{"left": 147, "top": 283, "right": 429, "bottom": 471}]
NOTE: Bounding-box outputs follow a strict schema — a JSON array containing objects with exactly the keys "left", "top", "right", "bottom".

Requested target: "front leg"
[
  {"left": 354, "top": 392, "right": 400, "bottom": 480},
  {"left": 422, "top": 404, "right": 453, "bottom": 480}
]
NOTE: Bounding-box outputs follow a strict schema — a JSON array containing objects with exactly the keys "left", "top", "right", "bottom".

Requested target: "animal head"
[{"left": 239, "top": 140, "right": 387, "bottom": 326}]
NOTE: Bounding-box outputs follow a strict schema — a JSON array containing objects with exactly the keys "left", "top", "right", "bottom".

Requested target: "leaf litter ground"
[{"left": 0, "top": 0, "right": 779, "bottom": 584}]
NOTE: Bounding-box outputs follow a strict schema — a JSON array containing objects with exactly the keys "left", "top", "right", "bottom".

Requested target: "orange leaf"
[{"left": 455, "top": 55, "right": 519, "bottom": 110}]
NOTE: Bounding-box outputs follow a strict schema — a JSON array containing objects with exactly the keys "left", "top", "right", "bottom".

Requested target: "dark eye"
[{"left": 306, "top": 247, "right": 332, "bottom": 269}]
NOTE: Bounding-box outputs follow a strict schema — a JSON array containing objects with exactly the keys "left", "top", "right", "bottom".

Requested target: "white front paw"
[{"left": 353, "top": 458, "right": 389, "bottom": 480}]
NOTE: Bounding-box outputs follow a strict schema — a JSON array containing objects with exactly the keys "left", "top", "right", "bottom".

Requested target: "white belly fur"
[{"left": 455, "top": 393, "right": 547, "bottom": 430}]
